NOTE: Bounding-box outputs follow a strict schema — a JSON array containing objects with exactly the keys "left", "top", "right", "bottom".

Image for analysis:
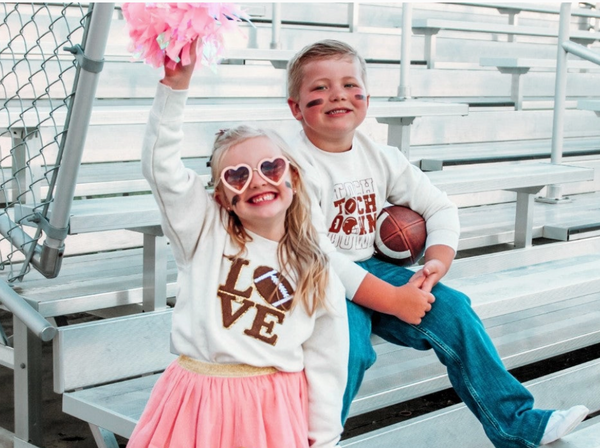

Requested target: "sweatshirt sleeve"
[
  {"left": 303, "top": 271, "right": 349, "bottom": 448},
  {"left": 288, "top": 136, "right": 368, "bottom": 300},
  {"left": 383, "top": 147, "right": 460, "bottom": 252},
  {"left": 141, "top": 83, "right": 217, "bottom": 262}
]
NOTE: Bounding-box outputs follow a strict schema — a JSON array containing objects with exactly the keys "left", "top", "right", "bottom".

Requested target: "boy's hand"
[
  {"left": 409, "top": 259, "right": 447, "bottom": 293},
  {"left": 391, "top": 279, "right": 435, "bottom": 325},
  {"left": 161, "top": 38, "right": 198, "bottom": 90},
  {"left": 410, "top": 244, "right": 455, "bottom": 293},
  {"left": 352, "top": 273, "right": 435, "bottom": 325}
]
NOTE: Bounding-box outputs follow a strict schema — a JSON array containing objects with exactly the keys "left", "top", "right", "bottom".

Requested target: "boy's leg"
[
  {"left": 357, "top": 257, "right": 552, "bottom": 448},
  {"left": 342, "top": 299, "right": 377, "bottom": 423}
]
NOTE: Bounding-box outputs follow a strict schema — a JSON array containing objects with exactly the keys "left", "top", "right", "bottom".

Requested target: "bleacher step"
[
  {"left": 15, "top": 162, "right": 593, "bottom": 236},
  {"left": 458, "top": 190, "right": 600, "bottom": 250},
  {"left": 0, "top": 426, "right": 14, "bottom": 448},
  {"left": 579, "top": 100, "right": 600, "bottom": 115},
  {"left": 412, "top": 136, "right": 600, "bottom": 166},
  {"left": 549, "top": 415, "right": 600, "bottom": 448},
  {"left": 0, "top": 344, "right": 13, "bottom": 369},
  {"left": 1, "top": 99, "right": 468, "bottom": 128},
  {"left": 341, "top": 358, "right": 600, "bottom": 447},
  {"left": 6, "top": 248, "right": 178, "bottom": 317},
  {"left": 60, "top": 292, "right": 600, "bottom": 435},
  {"left": 63, "top": 373, "right": 159, "bottom": 439},
  {"left": 352, "top": 292, "right": 600, "bottom": 416},
  {"left": 446, "top": 253, "right": 600, "bottom": 319},
  {"left": 544, "top": 222, "right": 600, "bottom": 241}
]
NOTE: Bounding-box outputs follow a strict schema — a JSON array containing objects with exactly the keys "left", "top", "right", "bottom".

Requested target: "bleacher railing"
[
  {"left": 0, "top": 3, "right": 114, "bottom": 283},
  {"left": 0, "top": 3, "right": 114, "bottom": 342},
  {"left": 542, "top": 2, "right": 600, "bottom": 203}
]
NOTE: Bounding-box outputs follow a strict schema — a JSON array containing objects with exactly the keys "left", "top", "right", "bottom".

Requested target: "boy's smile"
[{"left": 287, "top": 56, "right": 369, "bottom": 153}]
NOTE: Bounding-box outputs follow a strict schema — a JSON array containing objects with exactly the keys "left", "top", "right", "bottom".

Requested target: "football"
[{"left": 374, "top": 205, "right": 427, "bottom": 266}]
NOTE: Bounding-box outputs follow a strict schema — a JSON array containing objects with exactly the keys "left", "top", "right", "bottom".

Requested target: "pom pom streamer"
[{"left": 122, "top": 3, "right": 250, "bottom": 70}]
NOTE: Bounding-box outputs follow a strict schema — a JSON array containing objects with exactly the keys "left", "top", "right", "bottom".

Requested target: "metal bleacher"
[{"left": 2, "top": 2, "right": 600, "bottom": 448}]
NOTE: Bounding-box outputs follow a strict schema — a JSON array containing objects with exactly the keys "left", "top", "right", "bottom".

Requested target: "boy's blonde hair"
[
  {"left": 210, "top": 125, "right": 329, "bottom": 315},
  {"left": 287, "top": 39, "right": 368, "bottom": 100}
]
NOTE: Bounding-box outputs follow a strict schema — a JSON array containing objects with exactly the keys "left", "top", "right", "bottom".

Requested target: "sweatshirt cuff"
[
  {"left": 153, "top": 82, "right": 189, "bottom": 119},
  {"left": 425, "top": 229, "right": 460, "bottom": 252}
]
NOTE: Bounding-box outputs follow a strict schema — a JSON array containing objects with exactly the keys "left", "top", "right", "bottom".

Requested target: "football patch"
[{"left": 253, "top": 266, "right": 294, "bottom": 311}]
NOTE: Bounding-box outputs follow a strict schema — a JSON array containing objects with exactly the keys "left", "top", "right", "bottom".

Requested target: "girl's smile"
[{"left": 216, "top": 137, "right": 295, "bottom": 241}]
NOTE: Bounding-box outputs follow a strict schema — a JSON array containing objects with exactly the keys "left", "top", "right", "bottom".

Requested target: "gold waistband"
[{"left": 178, "top": 355, "right": 278, "bottom": 378}]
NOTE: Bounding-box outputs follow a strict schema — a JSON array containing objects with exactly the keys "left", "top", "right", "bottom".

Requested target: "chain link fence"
[{"left": 0, "top": 3, "right": 91, "bottom": 282}]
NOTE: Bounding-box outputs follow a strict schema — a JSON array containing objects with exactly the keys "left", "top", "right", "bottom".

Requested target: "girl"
[{"left": 127, "top": 44, "right": 349, "bottom": 448}]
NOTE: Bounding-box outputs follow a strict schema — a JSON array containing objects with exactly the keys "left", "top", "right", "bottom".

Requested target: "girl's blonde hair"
[
  {"left": 287, "top": 39, "right": 368, "bottom": 101},
  {"left": 210, "top": 125, "right": 329, "bottom": 315}
]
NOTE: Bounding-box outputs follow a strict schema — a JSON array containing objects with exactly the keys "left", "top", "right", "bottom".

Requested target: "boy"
[{"left": 285, "top": 39, "right": 588, "bottom": 448}]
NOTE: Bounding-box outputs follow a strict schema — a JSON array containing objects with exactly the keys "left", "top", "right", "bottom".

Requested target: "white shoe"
[{"left": 540, "top": 405, "right": 589, "bottom": 445}]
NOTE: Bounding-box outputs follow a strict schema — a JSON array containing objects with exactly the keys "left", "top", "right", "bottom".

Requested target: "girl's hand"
[{"left": 161, "top": 38, "right": 198, "bottom": 90}]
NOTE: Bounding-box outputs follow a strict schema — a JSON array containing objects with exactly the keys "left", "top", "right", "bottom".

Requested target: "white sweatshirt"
[
  {"left": 287, "top": 131, "right": 460, "bottom": 298},
  {"left": 142, "top": 83, "right": 349, "bottom": 447}
]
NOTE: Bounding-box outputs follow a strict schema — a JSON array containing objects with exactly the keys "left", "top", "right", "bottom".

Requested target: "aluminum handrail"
[
  {"left": 542, "top": 2, "right": 600, "bottom": 202},
  {"left": 0, "top": 280, "right": 56, "bottom": 341},
  {"left": 0, "top": 3, "right": 116, "bottom": 280},
  {"left": 36, "top": 3, "right": 115, "bottom": 276},
  {"left": 270, "top": 3, "right": 281, "bottom": 49},
  {"left": 398, "top": 3, "right": 413, "bottom": 100}
]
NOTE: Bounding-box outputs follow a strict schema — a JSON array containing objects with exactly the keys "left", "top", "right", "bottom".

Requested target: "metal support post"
[
  {"left": 89, "top": 425, "right": 120, "bottom": 448},
  {"left": 348, "top": 2, "right": 359, "bottom": 32},
  {"left": 513, "top": 187, "right": 541, "bottom": 248},
  {"left": 270, "top": 3, "right": 281, "bottom": 49},
  {"left": 398, "top": 3, "right": 413, "bottom": 99},
  {"left": 377, "top": 117, "right": 416, "bottom": 158},
  {"left": 537, "top": 2, "right": 571, "bottom": 204},
  {"left": 498, "top": 7, "right": 520, "bottom": 42},
  {"left": 10, "top": 129, "right": 42, "bottom": 205},
  {"left": 142, "top": 231, "right": 169, "bottom": 312},
  {"left": 423, "top": 31, "right": 437, "bottom": 69},
  {"left": 505, "top": 68, "right": 529, "bottom": 110},
  {"left": 13, "top": 317, "right": 44, "bottom": 447}
]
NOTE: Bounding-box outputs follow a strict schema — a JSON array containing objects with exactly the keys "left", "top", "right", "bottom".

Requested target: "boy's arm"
[
  {"left": 410, "top": 244, "right": 456, "bottom": 293},
  {"left": 352, "top": 273, "right": 435, "bottom": 325},
  {"left": 287, "top": 139, "right": 434, "bottom": 324}
]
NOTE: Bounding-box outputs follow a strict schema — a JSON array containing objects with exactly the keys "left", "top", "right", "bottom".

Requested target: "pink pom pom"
[{"left": 122, "top": 2, "right": 249, "bottom": 70}]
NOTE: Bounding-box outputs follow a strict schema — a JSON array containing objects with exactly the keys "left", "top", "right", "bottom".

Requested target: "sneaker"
[{"left": 540, "top": 405, "right": 589, "bottom": 445}]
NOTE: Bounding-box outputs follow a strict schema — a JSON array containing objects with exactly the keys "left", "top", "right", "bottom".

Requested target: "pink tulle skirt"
[{"left": 127, "top": 357, "right": 309, "bottom": 448}]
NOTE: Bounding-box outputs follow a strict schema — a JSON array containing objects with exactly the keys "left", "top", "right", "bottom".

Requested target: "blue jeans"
[{"left": 343, "top": 257, "right": 552, "bottom": 448}]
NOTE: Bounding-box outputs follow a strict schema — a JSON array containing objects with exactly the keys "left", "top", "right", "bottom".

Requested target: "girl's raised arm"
[{"left": 142, "top": 39, "right": 217, "bottom": 262}]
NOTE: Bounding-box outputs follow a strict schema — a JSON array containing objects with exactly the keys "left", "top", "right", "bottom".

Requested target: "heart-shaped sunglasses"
[{"left": 220, "top": 157, "right": 290, "bottom": 194}]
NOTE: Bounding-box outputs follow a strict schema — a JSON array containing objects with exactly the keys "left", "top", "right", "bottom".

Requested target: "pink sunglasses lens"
[
  {"left": 223, "top": 166, "right": 250, "bottom": 191},
  {"left": 260, "top": 158, "right": 287, "bottom": 183}
]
